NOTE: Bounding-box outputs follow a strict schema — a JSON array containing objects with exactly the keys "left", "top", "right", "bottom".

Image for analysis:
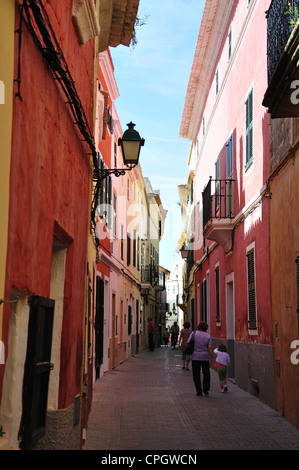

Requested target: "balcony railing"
[
  {"left": 266, "top": 0, "right": 299, "bottom": 82},
  {"left": 202, "top": 177, "right": 234, "bottom": 228},
  {"left": 141, "top": 265, "right": 159, "bottom": 286}
]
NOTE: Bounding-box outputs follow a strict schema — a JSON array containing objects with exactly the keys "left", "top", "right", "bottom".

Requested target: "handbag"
[{"left": 186, "top": 332, "right": 195, "bottom": 355}]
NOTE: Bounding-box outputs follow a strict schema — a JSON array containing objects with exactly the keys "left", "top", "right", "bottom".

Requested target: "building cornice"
[
  {"left": 179, "top": 0, "right": 235, "bottom": 142},
  {"left": 98, "top": 0, "right": 140, "bottom": 52},
  {"left": 99, "top": 50, "right": 120, "bottom": 101}
]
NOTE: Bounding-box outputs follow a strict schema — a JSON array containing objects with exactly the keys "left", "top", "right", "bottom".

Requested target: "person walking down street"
[
  {"left": 148, "top": 317, "right": 155, "bottom": 351},
  {"left": 170, "top": 322, "right": 180, "bottom": 348},
  {"left": 163, "top": 328, "right": 170, "bottom": 347},
  {"left": 188, "top": 321, "right": 213, "bottom": 396},
  {"left": 178, "top": 321, "right": 192, "bottom": 370},
  {"left": 214, "top": 344, "right": 230, "bottom": 392}
]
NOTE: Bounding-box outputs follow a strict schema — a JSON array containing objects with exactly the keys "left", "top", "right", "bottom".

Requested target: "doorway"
[{"left": 226, "top": 275, "right": 235, "bottom": 378}]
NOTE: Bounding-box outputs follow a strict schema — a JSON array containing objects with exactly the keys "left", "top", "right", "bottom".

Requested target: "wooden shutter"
[
  {"left": 95, "top": 276, "right": 104, "bottom": 373},
  {"left": 296, "top": 254, "right": 299, "bottom": 314},
  {"left": 226, "top": 135, "right": 234, "bottom": 217},
  {"left": 127, "top": 232, "right": 131, "bottom": 266},
  {"left": 201, "top": 280, "right": 207, "bottom": 322},
  {"left": 128, "top": 305, "right": 132, "bottom": 336},
  {"left": 246, "top": 89, "right": 253, "bottom": 167},
  {"left": 247, "top": 249, "right": 257, "bottom": 329},
  {"left": 20, "top": 296, "right": 55, "bottom": 449}
]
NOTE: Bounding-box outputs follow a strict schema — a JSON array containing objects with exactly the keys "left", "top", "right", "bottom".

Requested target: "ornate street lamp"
[
  {"left": 118, "top": 121, "right": 145, "bottom": 167},
  {"left": 181, "top": 243, "right": 189, "bottom": 260},
  {"left": 99, "top": 122, "right": 145, "bottom": 178},
  {"left": 91, "top": 121, "right": 145, "bottom": 254}
]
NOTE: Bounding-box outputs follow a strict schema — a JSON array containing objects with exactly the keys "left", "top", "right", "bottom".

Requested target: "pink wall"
[{"left": 192, "top": 0, "right": 272, "bottom": 344}]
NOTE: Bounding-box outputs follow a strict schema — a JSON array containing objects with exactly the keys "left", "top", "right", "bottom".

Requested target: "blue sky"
[{"left": 110, "top": 0, "right": 205, "bottom": 271}]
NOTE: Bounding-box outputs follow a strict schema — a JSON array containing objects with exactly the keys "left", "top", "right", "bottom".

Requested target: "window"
[
  {"left": 97, "top": 156, "right": 112, "bottom": 227},
  {"left": 215, "top": 156, "right": 220, "bottom": 212},
  {"left": 247, "top": 247, "right": 257, "bottom": 329},
  {"left": 245, "top": 88, "right": 253, "bottom": 169},
  {"left": 137, "top": 236, "right": 140, "bottom": 270},
  {"left": 114, "top": 142, "right": 117, "bottom": 168},
  {"left": 133, "top": 230, "right": 136, "bottom": 267},
  {"left": 201, "top": 279, "right": 207, "bottom": 322},
  {"left": 107, "top": 106, "right": 113, "bottom": 134},
  {"left": 296, "top": 253, "right": 299, "bottom": 314},
  {"left": 113, "top": 192, "right": 117, "bottom": 238},
  {"left": 128, "top": 305, "right": 132, "bottom": 335},
  {"left": 216, "top": 67, "right": 219, "bottom": 95},
  {"left": 127, "top": 233, "right": 131, "bottom": 265},
  {"left": 226, "top": 134, "right": 233, "bottom": 179},
  {"left": 127, "top": 178, "right": 130, "bottom": 200},
  {"left": 121, "top": 224, "right": 124, "bottom": 260},
  {"left": 228, "top": 26, "right": 232, "bottom": 60},
  {"left": 215, "top": 266, "right": 220, "bottom": 322},
  {"left": 226, "top": 134, "right": 234, "bottom": 217},
  {"left": 197, "top": 202, "right": 200, "bottom": 240}
]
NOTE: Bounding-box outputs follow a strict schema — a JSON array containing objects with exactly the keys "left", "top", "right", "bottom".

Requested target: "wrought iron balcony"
[
  {"left": 263, "top": 0, "right": 299, "bottom": 117},
  {"left": 202, "top": 177, "right": 234, "bottom": 254},
  {"left": 141, "top": 265, "right": 159, "bottom": 287}
]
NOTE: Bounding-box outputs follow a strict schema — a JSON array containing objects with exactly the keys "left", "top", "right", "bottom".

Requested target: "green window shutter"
[{"left": 245, "top": 89, "right": 253, "bottom": 169}]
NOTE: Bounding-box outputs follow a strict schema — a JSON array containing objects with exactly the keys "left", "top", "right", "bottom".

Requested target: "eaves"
[{"left": 179, "top": 0, "right": 235, "bottom": 142}]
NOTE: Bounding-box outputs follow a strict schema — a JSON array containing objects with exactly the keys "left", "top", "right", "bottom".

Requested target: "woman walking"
[
  {"left": 178, "top": 321, "right": 192, "bottom": 370},
  {"left": 188, "top": 321, "right": 213, "bottom": 396}
]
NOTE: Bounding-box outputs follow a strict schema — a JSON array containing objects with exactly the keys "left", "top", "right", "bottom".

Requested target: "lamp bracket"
[{"left": 98, "top": 165, "right": 137, "bottom": 179}]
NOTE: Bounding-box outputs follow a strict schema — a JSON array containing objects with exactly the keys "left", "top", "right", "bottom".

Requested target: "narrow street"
[{"left": 83, "top": 347, "right": 299, "bottom": 451}]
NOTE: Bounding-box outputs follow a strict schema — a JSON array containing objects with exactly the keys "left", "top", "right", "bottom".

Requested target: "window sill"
[{"left": 245, "top": 158, "right": 253, "bottom": 172}]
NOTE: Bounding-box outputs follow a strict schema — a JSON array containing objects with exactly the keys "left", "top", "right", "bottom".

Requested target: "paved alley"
[{"left": 83, "top": 346, "right": 299, "bottom": 451}]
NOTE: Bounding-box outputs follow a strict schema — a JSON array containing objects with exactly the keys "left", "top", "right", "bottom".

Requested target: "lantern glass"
[
  {"left": 118, "top": 122, "right": 144, "bottom": 167},
  {"left": 181, "top": 245, "right": 189, "bottom": 259}
]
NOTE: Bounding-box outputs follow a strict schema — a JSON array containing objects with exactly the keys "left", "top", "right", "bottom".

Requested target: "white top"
[{"left": 214, "top": 348, "right": 230, "bottom": 367}]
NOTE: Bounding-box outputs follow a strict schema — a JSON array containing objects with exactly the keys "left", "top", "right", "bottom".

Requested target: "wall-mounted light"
[
  {"left": 118, "top": 122, "right": 145, "bottom": 168},
  {"left": 99, "top": 122, "right": 145, "bottom": 179},
  {"left": 180, "top": 244, "right": 189, "bottom": 260}
]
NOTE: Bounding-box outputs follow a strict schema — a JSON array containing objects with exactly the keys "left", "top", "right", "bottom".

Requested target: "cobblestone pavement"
[{"left": 83, "top": 346, "right": 299, "bottom": 451}]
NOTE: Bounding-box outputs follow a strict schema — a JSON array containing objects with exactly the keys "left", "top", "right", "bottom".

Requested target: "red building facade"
[
  {"left": 180, "top": 0, "right": 275, "bottom": 408},
  {"left": 0, "top": 0, "right": 140, "bottom": 450}
]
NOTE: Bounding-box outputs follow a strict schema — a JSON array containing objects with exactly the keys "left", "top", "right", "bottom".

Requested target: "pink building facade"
[{"left": 180, "top": 0, "right": 275, "bottom": 407}]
